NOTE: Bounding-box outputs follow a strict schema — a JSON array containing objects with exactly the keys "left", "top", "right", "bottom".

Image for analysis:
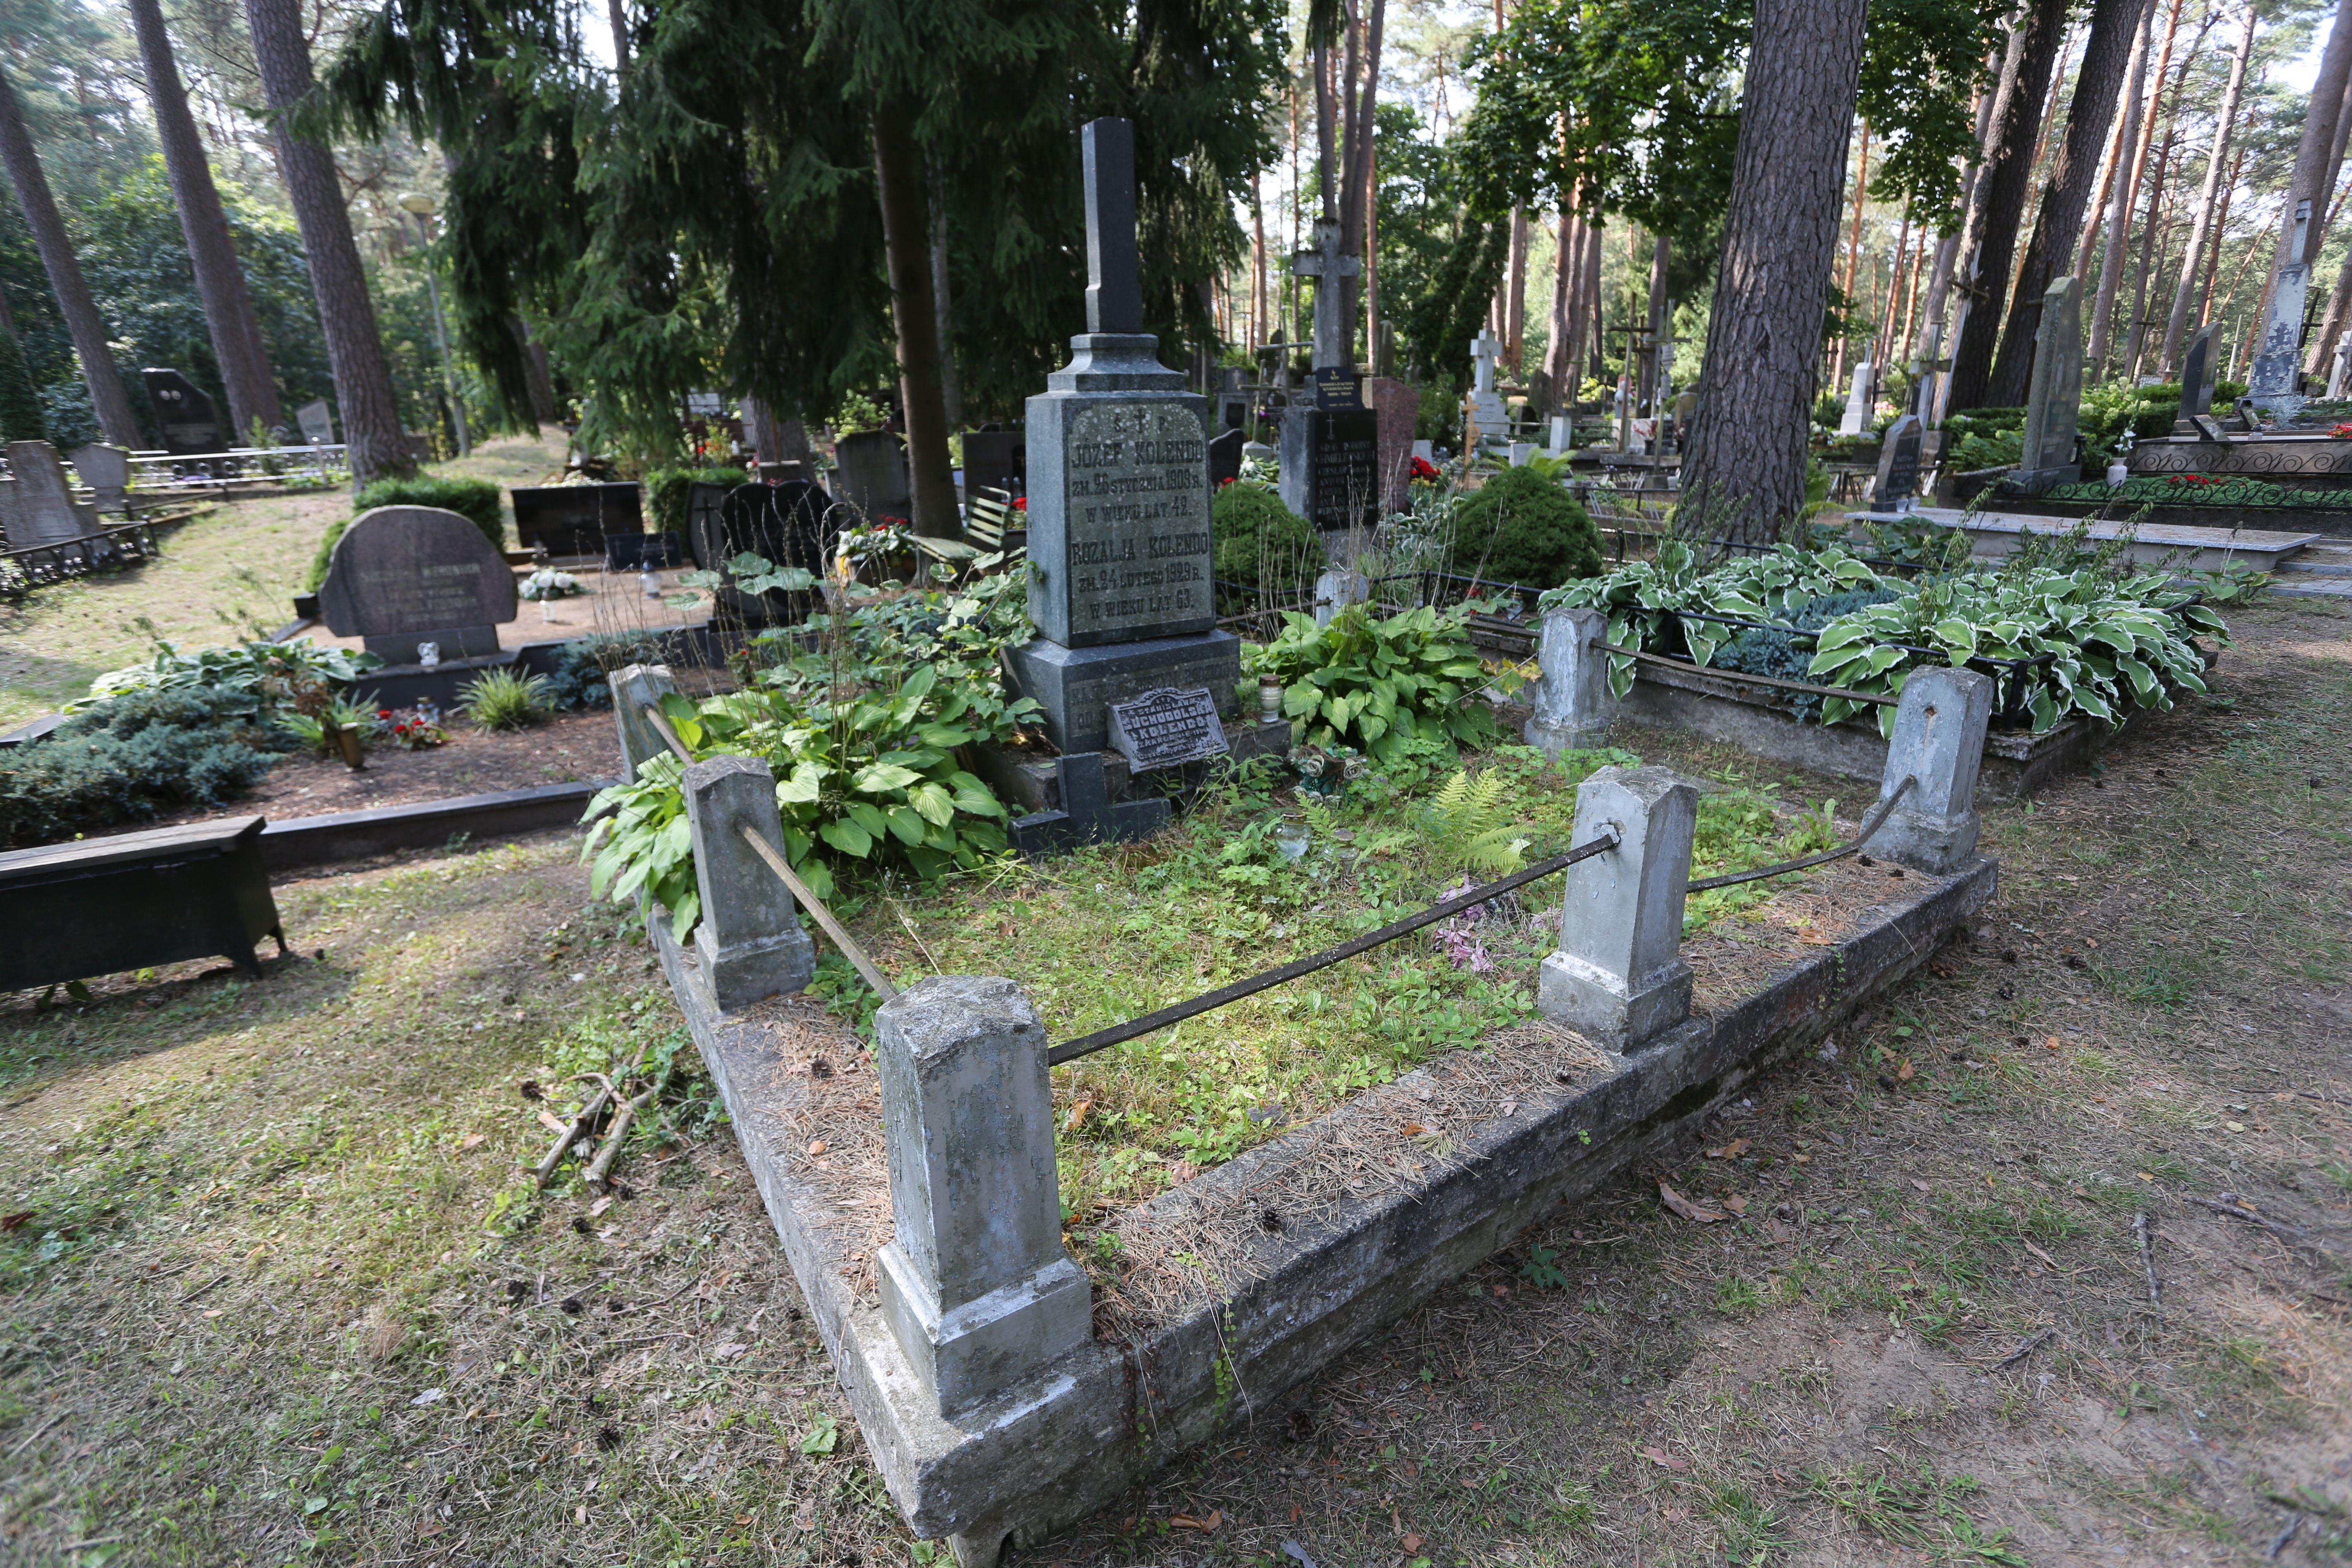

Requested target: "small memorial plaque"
[{"left": 1107, "top": 686, "right": 1230, "bottom": 772}]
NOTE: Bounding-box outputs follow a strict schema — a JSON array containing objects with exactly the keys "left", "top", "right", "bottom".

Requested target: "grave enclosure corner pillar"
[
  {"left": 1523, "top": 607, "right": 1615, "bottom": 755},
  {"left": 1872, "top": 666, "right": 1994, "bottom": 875},
  {"left": 1312, "top": 567, "right": 1370, "bottom": 628},
  {"left": 681, "top": 754, "right": 815, "bottom": 1011},
  {"left": 1539, "top": 765, "right": 1697, "bottom": 1051},
  {"left": 609, "top": 664, "right": 677, "bottom": 780},
  {"left": 875, "top": 976, "right": 1092, "bottom": 1420}
]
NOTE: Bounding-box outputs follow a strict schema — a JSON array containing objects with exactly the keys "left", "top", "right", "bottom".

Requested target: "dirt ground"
[
  {"left": 174, "top": 708, "right": 623, "bottom": 824},
  {"left": 0, "top": 592, "right": 2345, "bottom": 1567}
]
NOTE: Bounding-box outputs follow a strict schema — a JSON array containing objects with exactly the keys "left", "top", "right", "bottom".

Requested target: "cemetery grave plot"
[{"left": 769, "top": 747, "right": 1879, "bottom": 1219}]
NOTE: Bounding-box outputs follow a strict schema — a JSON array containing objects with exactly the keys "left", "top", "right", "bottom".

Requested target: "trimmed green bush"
[
  {"left": 1445, "top": 465, "right": 1604, "bottom": 590},
  {"left": 647, "top": 466, "right": 749, "bottom": 537},
  {"left": 0, "top": 688, "right": 291, "bottom": 848},
  {"left": 307, "top": 475, "right": 506, "bottom": 589},
  {"left": 1212, "top": 481, "right": 1322, "bottom": 594}
]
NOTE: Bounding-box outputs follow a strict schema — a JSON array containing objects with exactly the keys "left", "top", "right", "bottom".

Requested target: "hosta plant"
[
  {"left": 1246, "top": 602, "right": 1510, "bottom": 768},
  {"left": 1805, "top": 566, "right": 2224, "bottom": 733}
]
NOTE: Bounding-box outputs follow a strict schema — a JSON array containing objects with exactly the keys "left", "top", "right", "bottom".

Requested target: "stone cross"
[
  {"left": 1471, "top": 331, "right": 1503, "bottom": 396},
  {"left": 1837, "top": 359, "right": 1873, "bottom": 437},
  {"left": 2250, "top": 199, "right": 2313, "bottom": 414},
  {"left": 1082, "top": 118, "right": 1144, "bottom": 335},
  {"left": 1292, "top": 221, "right": 1361, "bottom": 372}
]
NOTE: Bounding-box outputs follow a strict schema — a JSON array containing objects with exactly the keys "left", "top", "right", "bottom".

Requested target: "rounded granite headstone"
[{"left": 317, "top": 506, "right": 517, "bottom": 639}]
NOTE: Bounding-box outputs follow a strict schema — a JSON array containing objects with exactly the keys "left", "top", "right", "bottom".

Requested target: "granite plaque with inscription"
[
  {"left": 1279, "top": 407, "right": 1380, "bottom": 533},
  {"left": 1107, "top": 687, "right": 1230, "bottom": 771},
  {"left": 1029, "top": 397, "right": 1214, "bottom": 647},
  {"left": 318, "top": 506, "right": 518, "bottom": 664}
]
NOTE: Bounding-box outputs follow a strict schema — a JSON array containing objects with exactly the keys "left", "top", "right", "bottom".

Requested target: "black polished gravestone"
[
  {"left": 1002, "top": 117, "right": 1239, "bottom": 756},
  {"left": 1869, "top": 414, "right": 1924, "bottom": 514},
  {"left": 512, "top": 482, "right": 643, "bottom": 557},
  {"left": 690, "top": 480, "right": 837, "bottom": 623},
  {"left": 1208, "top": 428, "right": 1245, "bottom": 489},
  {"left": 2174, "top": 322, "right": 2221, "bottom": 435},
  {"left": 1107, "top": 686, "right": 1231, "bottom": 772},
  {"left": 1279, "top": 404, "right": 1380, "bottom": 534},
  {"left": 142, "top": 368, "right": 222, "bottom": 454},
  {"left": 962, "top": 430, "right": 1027, "bottom": 500},
  {"left": 317, "top": 506, "right": 519, "bottom": 664}
]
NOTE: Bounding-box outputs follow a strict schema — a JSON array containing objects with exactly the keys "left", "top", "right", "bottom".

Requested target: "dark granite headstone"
[
  {"left": 1107, "top": 686, "right": 1230, "bottom": 772},
  {"left": 142, "top": 369, "right": 220, "bottom": 454},
  {"left": 962, "top": 430, "right": 1026, "bottom": 499},
  {"left": 1002, "top": 117, "right": 1238, "bottom": 755},
  {"left": 1365, "top": 377, "right": 1419, "bottom": 513},
  {"left": 695, "top": 480, "right": 835, "bottom": 623},
  {"left": 1310, "top": 368, "right": 1364, "bottom": 410},
  {"left": 1207, "top": 428, "right": 1245, "bottom": 489},
  {"left": 2175, "top": 323, "right": 2220, "bottom": 434},
  {"left": 1007, "top": 752, "right": 1170, "bottom": 855},
  {"left": 317, "top": 506, "right": 517, "bottom": 663},
  {"left": 1869, "top": 414, "right": 1924, "bottom": 514},
  {"left": 512, "top": 482, "right": 642, "bottom": 557},
  {"left": 1280, "top": 407, "right": 1380, "bottom": 534},
  {"left": 833, "top": 430, "right": 911, "bottom": 523}
]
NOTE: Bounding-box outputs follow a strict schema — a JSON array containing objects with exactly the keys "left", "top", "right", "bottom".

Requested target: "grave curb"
[
  {"left": 258, "top": 779, "right": 610, "bottom": 871},
  {"left": 656, "top": 852, "right": 1996, "bottom": 1547}
]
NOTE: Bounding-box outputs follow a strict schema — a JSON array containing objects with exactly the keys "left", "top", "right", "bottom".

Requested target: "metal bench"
[
  {"left": 908, "top": 487, "right": 1026, "bottom": 576},
  {"left": 0, "top": 817, "right": 287, "bottom": 992}
]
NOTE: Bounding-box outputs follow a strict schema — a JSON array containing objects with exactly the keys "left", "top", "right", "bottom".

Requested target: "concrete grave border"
[{"left": 653, "top": 845, "right": 1993, "bottom": 1558}]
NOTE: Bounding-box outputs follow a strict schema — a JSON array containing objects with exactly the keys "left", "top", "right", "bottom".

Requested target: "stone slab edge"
[
  {"left": 656, "top": 853, "right": 1995, "bottom": 1547},
  {"left": 259, "top": 779, "right": 610, "bottom": 872}
]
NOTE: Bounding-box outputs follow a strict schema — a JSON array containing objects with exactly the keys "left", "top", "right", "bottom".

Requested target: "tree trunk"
[
  {"left": 2089, "top": 0, "right": 2165, "bottom": 372},
  {"left": 871, "top": 111, "right": 956, "bottom": 538},
  {"left": 1982, "top": 0, "right": 2149, "bottom": 408},
  {"left": 1546, "top": 205, "right": 1576, "bottom": 393},
  {"left": 1584, "top": 216, "right": 1606, "bottom": 381},
  {"left": 0, "top": 65, "right": 143, "bottom": 448},
  {"left": 243, "top": 0, "right": 414, "bottom": 482},
  {"left": 1938, "top": 26, "right": 2031, "bottom": 422},
  {"left": 510, "top": 315, "right": 559, "bottom": 426},
  {"left": 1339, "top": 0, "right": 1385, "bottom": 354},
  {"left": 1832, "top": 118, "right": 1870, "bottom": 392},
  {"left": 2160, "top": 1, "right": 2254, "bottom": 373},
  {"left": 1640, "top": 233, "right": 1669, "bottom": 413},
  {"left": 1942, "top": 0, "right": 2069, "bottom": 413},
  {"left": 2258, "top": 0, "right": 2352, "bottom": 331},
  {"left": 1918, "top": 80, "right": 1999, "bottom": 422},
  {"left": 927, "top": 159, "right": 962, "bottom": 429},
  {"left": 1678, "top": 0, "right": 1869, "bottom": 541},
  {"left": 126, "top": 0, "right": 282, "bottom": 441}
]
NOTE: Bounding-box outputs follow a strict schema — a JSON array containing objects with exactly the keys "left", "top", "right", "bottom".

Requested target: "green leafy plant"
[
  {"left": 1211, "top": 480, "right": 1321, "bottom": 595},
  {"left": 459, "top": 668, "right": 555, "bottom": 731},
  {"left": 277, "top": 694, "right": 377, "bottom": 756},
  {"left": 309, "top": 475, "right": 505, "bottom": 588},
  {"left": 1422, "top": 768, "right": 1529, "bottom": 875},
  {"left": 583, "top": 753, "right": 699, "bottom": 935},
  {"left": 74, "top": 639, "right": 381, "bottom": 714},
  {"left": 1540, "top": 539, "right": 1886, "bottom": 684},
  {"left": 1446, "top": 463, "right": 1604, "bottom": 588},
  {"left": 1247, "top": 602, "right": 1507, "bottom": 768}
]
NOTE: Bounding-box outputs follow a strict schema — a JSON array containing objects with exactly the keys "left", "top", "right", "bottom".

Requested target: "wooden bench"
[
  {"left": 907, "top": 487, "right": 1027, "bottom": 575},
  {"left": 0, "top": 816, "right": 287, "bottom": 992}
]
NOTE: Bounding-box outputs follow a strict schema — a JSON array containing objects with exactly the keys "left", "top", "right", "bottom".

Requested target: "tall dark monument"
[{"left": 1002, "top": 120, "right": 1238, "bottom": 754}]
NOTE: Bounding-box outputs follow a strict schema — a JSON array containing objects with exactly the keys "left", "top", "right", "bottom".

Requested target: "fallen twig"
[
  {"left": 4, "top": 1409, "right": 67, "bottom": 1460},
  {"left": 582, "top": 1074, "right": 667, "bottom": 1193},
  {"left": 1993, "top": 1329, "right": 2055, "bottom": 1370},
  {"left": 2134, "top": 1213, "right": 2163, "bottom": 1317},
  {"left": 2293, "top": 1091, "right": 2352, "bottom": 1107},
  {"left": 176, "top": 1273, "right": 229, "bottom": 1306},
  {"left": 2197, "top": 1196, "right": 2336, "bottom": 1258},
  {"left": 2268, "top": 1514, "right": 2302, "bottom": 1559},
  {"left": 534, "top": 1080, "right": 614, "bottom": 1189}
]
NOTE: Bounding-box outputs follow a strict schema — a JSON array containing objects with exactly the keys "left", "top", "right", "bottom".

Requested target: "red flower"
[
  {"left": 1409, "top": 456, "right": 1441, "bottom": 482},
  {"left": 1013, "top": 495, "right": 1028, "bottom": 511},
  {"left": 1220, "top": 475, "right": 1238, "bottom": 487}
]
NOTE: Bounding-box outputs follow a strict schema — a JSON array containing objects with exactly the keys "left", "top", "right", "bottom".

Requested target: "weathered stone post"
[
  {"left": 1523, "top": 606, "right": 1615, "bottom": 754},
  {"left": 875, "top": 976, "right": 1091, "bottom": 1419},
  {"left": 1871, "top": 666, "right": 1994, "bottom": 874},
  {"left": 1538, "top": 765, "right": 1697, "bottom": 1049},
  {"left": 1312, "top": 566, "right": 1370, "bottom": 627},
  {"left": 609, "top": 664, "right": 678, "bottom": 779},
  {"left": 679, "top": 755, "right": 816, "bottom": 1011}
]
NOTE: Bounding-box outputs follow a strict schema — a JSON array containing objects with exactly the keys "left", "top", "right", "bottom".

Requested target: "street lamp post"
[{"left": 398, "top": 191, "right": 471, "bottom": 460}]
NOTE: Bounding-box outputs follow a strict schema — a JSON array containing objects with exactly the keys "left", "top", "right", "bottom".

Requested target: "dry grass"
[{"left": 0, "top": 593, "right": 2345, "bottom": 1567}]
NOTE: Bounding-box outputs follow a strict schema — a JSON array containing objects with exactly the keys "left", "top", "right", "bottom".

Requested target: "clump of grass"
[{"left": 459, "top": 668, "right": 555, "bottom": 731}]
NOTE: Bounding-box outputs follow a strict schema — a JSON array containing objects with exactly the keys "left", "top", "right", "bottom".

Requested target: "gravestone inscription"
[
  {"left": 1280, "top": 405, "right": 1379, "bottom": 534},
  {"left": 1107, "top": 686, "right": 1229, "bottom": 772},
  {"left": 1869, "top": 414, "right": 1924, "bottom": 514},
  {"left": 317, "top": 506, "right": 518, "bottom": 664},
  {"left": 2250, "top": 200, "right": 2314, "bottom": 415}
]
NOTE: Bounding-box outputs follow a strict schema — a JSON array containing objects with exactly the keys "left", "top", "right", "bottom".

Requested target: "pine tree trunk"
[
  {"left": 2160, "top": 2, "right": 2254, "bottom": 373},
  {"left": 1678, "top": 0, "right": 1869, "bottom": 541},
  {"left": 1982, "top": 0, "right": 2150, "bottom": 407},
  {"left": 126, "top": 0, "right": 281, "bottom": 441},
  {"left": 2271, "top": 0, "right": 2352, "bottom": 298},
  {"left": 509, "top": 315, "right": 558, "bottom": 426},
  {"left": 1942, "top": 0, "right": 2069, "bottom": 413},
  {"left": 1938, "top": 24, "right": 2030, "bottom": 421},
  {"left": 2089, "top": 0, "right": 2164, "bottom": 372},
  {"left": 243, "top": 0, "right": 413, "bottom": 482},
  {"left": 0, "top": 66, "right": 143, "bottom": 448},
  {"left": 927, "top": 160, "right": 962, "bottom": 430},
  {"left": 871, "top": 111, "right": 956, "bottom": 538},
  {"left": 1546, "top": 206, "right": 1575, "bottom": 393}
]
